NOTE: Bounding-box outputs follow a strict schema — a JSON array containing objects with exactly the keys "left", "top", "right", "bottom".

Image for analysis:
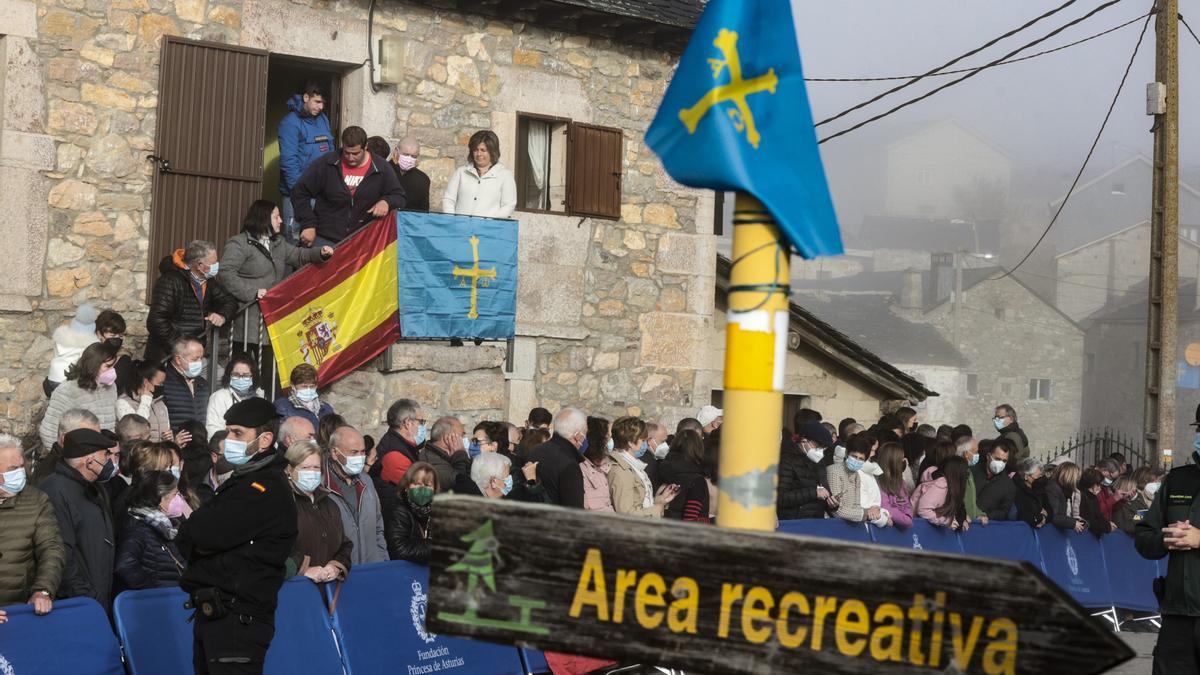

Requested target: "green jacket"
[
  {"left": 1135, "top": 463, "right": 1200, "bottom": 616},
  {"left": 965, "top": 471, "right": 985, "bottom": 521},
  {"left": 0, "top": 485, "right": 65, "bottom": 605}
]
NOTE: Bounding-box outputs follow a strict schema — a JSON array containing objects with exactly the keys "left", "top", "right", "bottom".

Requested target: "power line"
[
  {"left": 1181, "top": 12, "right": 1200, "bottom": 47},
  {"left": 814, "top": 0, "right": 1080, "bottom": 127},
  {"left": 805, "top": 13, "right": 1148, "bottom": 83},
  {"left": 818, "top": 0, "right": 1130, "bottom": 145},
  {"left": 989, "top": 9, "right": 1154, "bottom": 282}
]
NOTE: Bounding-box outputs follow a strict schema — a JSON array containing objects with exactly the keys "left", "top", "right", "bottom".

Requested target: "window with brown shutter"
[
  {"left": 514, "top": 114, "right": 623, "bottom": 220},
  {"left": 567, "top": 122, "right": 623, "bottom": 219}
]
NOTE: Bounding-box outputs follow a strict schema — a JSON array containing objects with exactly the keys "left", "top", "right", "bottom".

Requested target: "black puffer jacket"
[
  {"left": 658, "top": 455, "right": 709, "bottom": 521},
  {"left": 115, "top": 508, "right": 184, "bottom": 591},
  {"left": 777, "top": 441, "right": 829, "bottom": 520},
  {"left": 385, "top": 497, "right": 430, "bottom": 564},
  {"left": 144, "top": 252, "right": 238, "bottom": 363}
]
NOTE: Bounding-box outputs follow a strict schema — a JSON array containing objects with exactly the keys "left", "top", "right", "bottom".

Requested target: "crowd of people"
[{"left": 776, "top": 404, "right": 1162, "bottom": 537}]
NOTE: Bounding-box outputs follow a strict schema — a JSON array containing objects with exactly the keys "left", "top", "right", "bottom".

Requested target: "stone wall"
[
  {"left": 0, "top": 0, "right": 717, "bottom": 442},
  {"left": 919, "top": 277, "right": 1084, "bottom": 452}
]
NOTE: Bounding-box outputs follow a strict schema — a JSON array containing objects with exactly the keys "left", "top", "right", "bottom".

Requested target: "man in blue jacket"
[{"left": 278, "top": 81, "right": 333, "bottom": 246}]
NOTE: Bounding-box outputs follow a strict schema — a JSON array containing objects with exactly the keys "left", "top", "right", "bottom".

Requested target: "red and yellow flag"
[{"left": 259, "top": 216, "right": 399, "bottom": 388}]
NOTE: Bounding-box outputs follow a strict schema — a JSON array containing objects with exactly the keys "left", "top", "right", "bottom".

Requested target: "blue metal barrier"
[
  {"left": 1101, "top": 532, "right": 1160, "bottom": 613},
  {"left": 869, "top": 518, "right": 964, "bottom": 553},
  {"left": 0, "top": 597, "right": 123, "bottom": 675},
  {"left": 960, "top": 520, "right": 1044, "bottom": 569},
  {"left": 776, "top": 517, "right": 871, "bottom": 543}
]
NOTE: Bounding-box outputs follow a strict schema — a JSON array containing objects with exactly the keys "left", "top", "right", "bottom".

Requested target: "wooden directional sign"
[{"left": 427, "top": 496, "right": 1133, "bottom": 675}]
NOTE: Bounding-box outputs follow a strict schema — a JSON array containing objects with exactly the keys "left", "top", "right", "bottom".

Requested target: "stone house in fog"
[
  {"left": 1054, "top": 221, "right": 1200, "bottom": 324},
  {"left": 0, "top": 0, "right": 724, "bottom": 439},
  {"left": 795, "top": 255, "right": 1084, "bottom": 451}
]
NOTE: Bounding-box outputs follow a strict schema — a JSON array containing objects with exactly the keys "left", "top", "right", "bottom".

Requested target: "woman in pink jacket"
[
  {"left": 911, "top": 455, "right": 971, "bottom": 531},
  {"left": 580, "top": 416, "right": 614, "bottom": 512},
  {"left": 876, "top": 443, "right": 913, "bottom": 529}
]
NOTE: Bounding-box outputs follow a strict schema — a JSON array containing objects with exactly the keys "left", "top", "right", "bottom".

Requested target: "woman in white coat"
[{"left": 442, "top": 130, "right": 517, "bottom": 218}]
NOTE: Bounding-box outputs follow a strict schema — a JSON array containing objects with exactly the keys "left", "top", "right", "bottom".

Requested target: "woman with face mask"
[
  {"left": 824, "top": 435, "right": 878, "bottom": 524},
  {"left": 114, "top": 470, "right": 186, "bottom": 592},
  {"left": 385, "top": 461, "right": 439, "bottom": 563},
  {"left": 1111, "top": 475, "right": 1148, "bottom": 535},
  {"left": 116, "top": 360, "right": 172, "bottom": 441},
  {"left": 274, "top": 363, "right": 334, "bottom": 431},
  {"left": 580, "top": 416, "right": 614, "bottom": 512},
  {"left": 777, "top": 421, "right": 833, "bottom": 521},
  {"left": 39, "top": 342, "right": 120, "bottom": 450},
  {"left": 607, "top": 417, "right": 679, "bottom": 518},
  {"left": 876, "top": 443, "right": 913, "bottom": 529},
  {"left": 473, "top": 421, "right": 546, "bottom": 503},
  {"left": 285, "top": 439, "right": 351, "bottom": 583},
  {"left": 206, "top": 354, "right": 264, "bottom": 439}
]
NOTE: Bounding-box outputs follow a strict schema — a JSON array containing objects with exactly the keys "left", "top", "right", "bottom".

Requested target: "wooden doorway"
[
  {"left": 147, "top": 37, "right": 269, "bottom": 300},
  {"left": 262, "top": 56, "right": 345, "bottom": 203}
]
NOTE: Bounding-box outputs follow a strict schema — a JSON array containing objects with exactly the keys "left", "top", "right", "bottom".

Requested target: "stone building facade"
[{"left": 0, "top": 0, "right": 719, "bottom": 442}]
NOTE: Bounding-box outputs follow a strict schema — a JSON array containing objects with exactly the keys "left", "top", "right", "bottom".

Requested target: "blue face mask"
[
  {"left": 468, "top": 441, "right": 481, "bottom": 458},
  {"left": 293, "top": 469, "right": 321, "bottom": 493},
  {"left": 634, "top": 441, "right": 648, "bottom": 459},
  {"left": 230, "top": 377, "right": 253, "bottom": 394},
  {"left": 169, "top": 466, "right": 181, "bottom": 480},
  {"left": 1, "top": 467, "right": 27, "bottom": 495},
  {"left": 415, "top": 423, "right": 428, "bottom": 446},
  {"left": 185, "top": 360, "right": 204, "bottom": 379},
  {"left": 96, "top": 458, "right": 118, "bottom": 483},
  {"left": 205, "top": 262, "right": 220, "bottom": 279},
  {"left": 501, "top": 474, "right": 513, "bottom": 496},
  {"left": 579, "top": 437, "right": 589, "bottom": 455},
  {"left": 295, "top": 387, "right": 318, "bottom": 403},
  {"left": 1193, "top": 433, "right": 1200, "bottom": 458},
  {"left": 845, "top": 457, "right": 865, "bottom": 473},
  {"left": 224, "top": 436, "right": 257, "bottom": 466},
  {"left": 605, "top": 438, "right": 614, "bottom": 452},
  {"left": 993, "top": 418, "right": 1006, "bottom": 431},
  {"left": 968, "top": 453, "right": 979, "bottom": 467}
]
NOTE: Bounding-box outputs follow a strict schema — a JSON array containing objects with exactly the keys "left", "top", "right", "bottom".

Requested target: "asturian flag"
[{"left": 645, "top": 0, "right": 841, "bottom": 258}]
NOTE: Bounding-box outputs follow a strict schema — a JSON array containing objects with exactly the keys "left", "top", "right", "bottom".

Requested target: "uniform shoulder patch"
[{"left": 250, "top": 482, "right": 267, "bottom": 493}]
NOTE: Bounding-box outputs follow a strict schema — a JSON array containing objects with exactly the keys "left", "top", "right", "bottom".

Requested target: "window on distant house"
[
  {"left": 994, "top": 307, "right": 1005, "bottom": 319},
  {"left": 1111, "top": 182, "right": 1125, "bottom": 195},
  {"left": 1028, "top": 378, "right": 1051, "bottom": 401},
  {"left": 515, "top": 113, "right": 623, "bottom": 219},
  {"left": 966, "top": 373, "right": 978, "bottom": 397},
  {"left": 1086, "top": 353, "right": 1095, "bottom": 373},
  {"left": 917, "top": 169, "right": 932, "bottom": 186}
]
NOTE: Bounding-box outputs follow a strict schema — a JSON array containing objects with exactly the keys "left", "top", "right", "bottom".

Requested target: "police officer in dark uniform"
[
  {"left": 1136, "top": 404, "right": 1200, "bottom": 674},
  {"left": 177, "top": 398, "right": 297, "bottom": 674}
]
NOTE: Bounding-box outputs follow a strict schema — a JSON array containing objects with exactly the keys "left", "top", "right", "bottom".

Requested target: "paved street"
[{"left": 1108, "top": 634, "right": 1155, "bottom": 675}]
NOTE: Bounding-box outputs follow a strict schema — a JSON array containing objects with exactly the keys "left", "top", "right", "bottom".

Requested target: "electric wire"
[
  {"left": 1181, "top": 12, "right": 1200, "bottom": 47},
  {"left": 818, "top": 0, "right": 1130, "bottom": 145},
  {"left": 989, "top": 9, "right": 1154, "bottom": 282},
  {"left": 814, "top": 0, "right": 1081, "bottom": 127},
  {"left": 805, "top": 13, "right": 1148, "bottom": 82}
]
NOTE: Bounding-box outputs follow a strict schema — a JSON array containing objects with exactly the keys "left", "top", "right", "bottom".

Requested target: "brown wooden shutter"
[
  {"left": 147, "top": 37, "right": 269, "bottom": 300},
  {"left": 567, "top": 122, "right": 623, "bottom": 219}
]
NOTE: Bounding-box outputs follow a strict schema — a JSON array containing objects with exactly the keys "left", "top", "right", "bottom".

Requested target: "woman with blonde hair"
[
  {"left": 284, "top": 439, "right": 351, "bottom": 583},
  {"left": 1046, "top": 461, "right": 1086, "bottom": 532},
  {"left": 607, "top": 417, "right": 678, "bottom": 518}
]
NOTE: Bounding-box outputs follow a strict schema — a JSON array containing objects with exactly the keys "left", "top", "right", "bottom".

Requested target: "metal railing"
[
  {"left": 206, "top": 300, "right": 279, "bottom": 401},
  {"left": 1041, "top": 427, "right": 1151, "bottom": 470}
]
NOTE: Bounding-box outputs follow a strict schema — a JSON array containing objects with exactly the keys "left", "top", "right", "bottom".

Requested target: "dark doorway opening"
[{"left": 263, "top": 55, "right": 349, "bottom": 203}]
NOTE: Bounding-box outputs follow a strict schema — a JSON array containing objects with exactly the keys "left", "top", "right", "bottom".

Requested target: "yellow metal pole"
[{"left": 717, "top": 192, "right": 790, "bottom": 531}]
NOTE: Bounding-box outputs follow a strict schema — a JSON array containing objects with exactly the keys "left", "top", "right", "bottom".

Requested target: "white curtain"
[{"left": 526, "top": 120, "right": 550, "bottom": 208}]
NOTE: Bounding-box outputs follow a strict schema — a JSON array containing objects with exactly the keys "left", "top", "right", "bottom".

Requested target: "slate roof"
[
  {"left": 847, "top": 215, "right": 1001, "bottom": 255},
  {"left": 796, "top": 295, "right": 967, "bottom": 368},
  {"left": 716, "top": 256, "right": 938, "bottom": 401},
  {"left": 553, "top": 0, "right": 703, "bottom": 28}
]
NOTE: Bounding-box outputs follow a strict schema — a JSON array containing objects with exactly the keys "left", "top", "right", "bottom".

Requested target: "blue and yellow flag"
[
  {"left": 395, "top": 212, "right": 518, "bottom": 339},
  {"left": 645, "top": 0, "right": 841, "bottom": 258}
]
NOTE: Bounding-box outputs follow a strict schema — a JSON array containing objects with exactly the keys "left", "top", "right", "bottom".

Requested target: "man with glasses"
[
  {"left": 372, "top": 399, "right": 427, "bottom": 489},
  {"left": 992, "top": 403, "right": 1030, "bottom": 464}
]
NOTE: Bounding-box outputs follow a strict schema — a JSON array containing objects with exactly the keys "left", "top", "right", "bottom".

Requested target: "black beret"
[
  {"left": 62, "top": 428, "right": 118, "bottom": 459},
  {"left": 225, "top": 398, "right": 279, "bottom": 428}
]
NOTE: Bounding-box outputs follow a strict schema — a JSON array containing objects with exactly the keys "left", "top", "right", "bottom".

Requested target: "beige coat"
[{"left": 608, "top": 452, "right": 662, "bottom": 518}]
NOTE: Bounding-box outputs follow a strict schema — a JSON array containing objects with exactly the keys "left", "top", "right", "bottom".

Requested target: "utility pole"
[
  {"left": 1144, "top": 0, "right": 1179, "bottom": 467},
  {"left": 717, "top": 193, "right": 788, "bottom": 532}
]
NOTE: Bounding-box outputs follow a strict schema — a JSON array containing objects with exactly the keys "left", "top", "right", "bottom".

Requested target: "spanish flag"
[{"left": 259, "top": 216, "right": 399, "bottom": 389}]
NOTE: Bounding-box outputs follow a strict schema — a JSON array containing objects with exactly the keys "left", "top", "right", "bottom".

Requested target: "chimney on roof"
[{"left": 898, "top": 269, "right": 924, "bottom": 309}]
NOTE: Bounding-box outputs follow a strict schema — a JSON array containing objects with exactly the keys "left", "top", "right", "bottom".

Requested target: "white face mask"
[
  {"left": 833, "top": 445, "right": 847, "bottom": 461},
  {"left": 989, "top": 459, "right": 1007, "bottom": 475},
  {"left": 653, "top": 442, "right": 669, "bottom": 459},
  {"left": 805, "top": 448, "right": 825, "bottom": 464},
  {"left": 1144, "top": 481, "right": 1161, "bottom": 497}
]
